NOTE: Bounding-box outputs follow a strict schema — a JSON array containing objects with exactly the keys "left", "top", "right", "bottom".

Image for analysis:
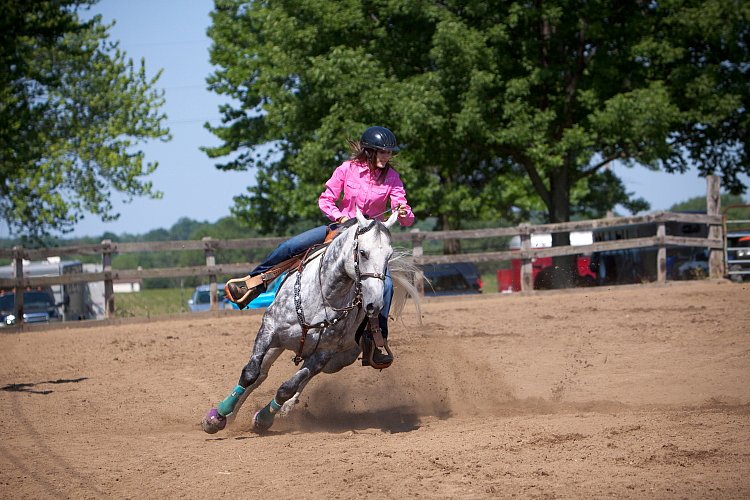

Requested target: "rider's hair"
[{"left": 347, "top": 138, "right": 392, "bottom": 183}]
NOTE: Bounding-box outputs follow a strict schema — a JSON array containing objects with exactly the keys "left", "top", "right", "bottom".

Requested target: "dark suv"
[
  {"left": 0, "top": 290, "right": 62, "bottom": 326},
  {"left": 422, "top": 262, "right": 483, "bottom": 296}
]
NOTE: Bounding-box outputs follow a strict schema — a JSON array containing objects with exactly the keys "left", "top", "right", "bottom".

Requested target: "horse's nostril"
[{"left": 366, "top": 303, "right": 376, "bottom": 315}]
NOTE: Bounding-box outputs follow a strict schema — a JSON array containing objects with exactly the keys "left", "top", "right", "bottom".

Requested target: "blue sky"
[{"left": 55, "top": 1, "right": 748, "bottom": 237}]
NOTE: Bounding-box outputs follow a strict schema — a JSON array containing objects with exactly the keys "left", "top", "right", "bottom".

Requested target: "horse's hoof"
[
  {"left": 252, "top": 409, "right": 274, "bottom": 432},
  {"left": 202, "top": 408, "right": 226, "bottom": 434}
]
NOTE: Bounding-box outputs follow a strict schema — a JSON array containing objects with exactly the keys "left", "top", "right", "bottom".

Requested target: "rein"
[{"left": 291, "top": 221, "right": 386, "bottom": 365}]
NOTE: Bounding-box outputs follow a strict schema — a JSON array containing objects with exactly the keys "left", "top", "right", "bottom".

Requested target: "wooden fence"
[{"left": 0, "top": 178, "right": 725, "bottom": 327}]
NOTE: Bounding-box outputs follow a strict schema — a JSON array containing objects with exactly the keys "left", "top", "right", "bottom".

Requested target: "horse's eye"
[{"left": 359, "top": 250, "right": 368, "bottom": 259}]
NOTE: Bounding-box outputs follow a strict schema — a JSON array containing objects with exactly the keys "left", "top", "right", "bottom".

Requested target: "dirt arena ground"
[{"left": 1, "top": 280, "right": 749, "bottom": 499}]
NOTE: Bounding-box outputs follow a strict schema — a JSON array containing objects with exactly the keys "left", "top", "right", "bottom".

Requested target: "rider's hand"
[
  {"left": 396, "top": 205, "right": 408, "bottom": 218},
  {"left": 337, "top": 216, "right": 349, "bottom": 223}
]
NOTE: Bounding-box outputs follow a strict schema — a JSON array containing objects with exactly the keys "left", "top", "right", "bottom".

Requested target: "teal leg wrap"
[
  {"left": 253, "top": 399, "right": 282, "bottom": 431},
  {"left": 217, "top": 385, "right": 246, "bottom": 416}
]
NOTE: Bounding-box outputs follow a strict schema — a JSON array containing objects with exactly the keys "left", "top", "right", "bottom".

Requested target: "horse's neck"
[{"left": 318, "top": 228, "right": 356, "bottom": 300}]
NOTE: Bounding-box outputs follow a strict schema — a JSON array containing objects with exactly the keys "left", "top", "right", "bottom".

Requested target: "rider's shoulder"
[
  {"left": 335, "top": 159, "right": 364, "bottom": 173},
  {"left": 384, "top": 166, "right": 404, "bottom": 184}
]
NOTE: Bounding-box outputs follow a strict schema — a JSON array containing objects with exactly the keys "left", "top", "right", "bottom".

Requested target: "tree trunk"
[
  {"left": 439, "top": 213, "right": 461, "bottom": 255},
  {"left": 543, "top": 167, "right": 578, "bottom": 289}
]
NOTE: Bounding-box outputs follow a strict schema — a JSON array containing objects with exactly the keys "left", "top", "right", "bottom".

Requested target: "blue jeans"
[
  {"left": 250, "top": 224, "right": 393, "bottom": 338},
  {"left": 250, "top": 225, "right": 328, "bottom": 276}
]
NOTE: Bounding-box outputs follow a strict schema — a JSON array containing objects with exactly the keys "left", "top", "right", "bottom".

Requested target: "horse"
[{"left": 201, "top": 208, "right": 419, "bottom": 434}]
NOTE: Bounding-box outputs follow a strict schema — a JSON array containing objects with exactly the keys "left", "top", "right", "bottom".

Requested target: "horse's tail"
[{"left": 388, "top": 250, "right": 423, "bottom": 325}]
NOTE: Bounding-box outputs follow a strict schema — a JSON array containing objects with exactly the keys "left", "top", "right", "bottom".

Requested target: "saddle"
[{"left": 225, "top": 222, "right": 351, "bottom": 308}]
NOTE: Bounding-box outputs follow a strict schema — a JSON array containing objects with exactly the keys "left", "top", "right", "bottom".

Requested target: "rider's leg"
[
  {"left": 226, "top": 225, "right": 328, "bottom": 307},
  {"left": 250, "top": 225, "right": 328, "bottom": 276},
  {"left": 371, "top": 270, "right": 394, "bottom": 366},
  {"left": 379, "top": 270, "right": 393, "bottom": 339}
]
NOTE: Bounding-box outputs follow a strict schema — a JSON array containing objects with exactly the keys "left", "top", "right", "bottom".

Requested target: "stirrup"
[
  {"left": 225, "top": 275, "right": 265, "bottom": 309},
  {"left": 359, "top": 319, "right": 393, "bottom": 370}
]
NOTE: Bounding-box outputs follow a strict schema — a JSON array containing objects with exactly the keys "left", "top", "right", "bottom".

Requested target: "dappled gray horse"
[{"left": 202, "top": 209, "right": 405, "bottom": 434}]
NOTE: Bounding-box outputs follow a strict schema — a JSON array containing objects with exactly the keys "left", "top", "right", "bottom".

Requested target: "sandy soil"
[{"left": 1, "top": 280, "right": 749, "bottom": 499}]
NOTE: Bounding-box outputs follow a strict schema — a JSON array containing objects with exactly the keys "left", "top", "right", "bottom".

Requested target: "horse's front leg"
[
  {"left": 252, "top": 351, "right": 333, "bottom": 432},
  {"left": 202, "top": 325, "right": 281, "bottom": 434},
  {"left": 226, "top": 346, "right": 283, "bottom": 423}
]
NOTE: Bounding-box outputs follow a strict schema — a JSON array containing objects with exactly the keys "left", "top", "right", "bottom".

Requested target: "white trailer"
[{"left": 0, "top": 258, "right": 103, "bottom": 321}]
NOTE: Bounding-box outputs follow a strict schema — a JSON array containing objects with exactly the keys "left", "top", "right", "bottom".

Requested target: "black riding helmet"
[{"left": 360, "top": 126, "right": 400, "bottom": 153}]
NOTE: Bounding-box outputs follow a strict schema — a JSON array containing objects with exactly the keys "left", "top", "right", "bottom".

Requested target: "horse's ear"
[
  {"left": 384, "top": 210, "right": 399, "bottom": 229},
  {"left": 355, "top": 207, "right": 368, "bottom": 228}
]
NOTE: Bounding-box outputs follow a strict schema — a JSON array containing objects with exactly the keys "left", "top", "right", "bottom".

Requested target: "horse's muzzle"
[{"left": 365, "top": 302, "right": 381, "bottom": 318}]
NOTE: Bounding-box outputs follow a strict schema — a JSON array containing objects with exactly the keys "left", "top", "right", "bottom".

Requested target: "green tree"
[
  {"left": 205, "top": 0, "right": 747, "bottom": 243},
  {"left": 642, "top": 0, "right": 750, "bottom": 193},
  {"left": 0, "top": 1, "right": 170, "bottom": 241},
  {"left": 671, "top": 194, "right": 750, "bottom": 220}
]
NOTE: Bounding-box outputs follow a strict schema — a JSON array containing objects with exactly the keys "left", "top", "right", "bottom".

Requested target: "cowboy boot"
[
  {"left": 224, "top": 278, "right": 266, "bottom": 309},
  {"left": 371, "top": 347, "right": 393, "bottom": 366}
]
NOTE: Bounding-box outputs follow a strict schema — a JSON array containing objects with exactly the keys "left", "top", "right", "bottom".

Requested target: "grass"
[
  {"left": 112, "top": 274, "right": 503, "bottom": 318},
  {"left": 114, "top": 287, "right": 190, "bottom": 318},
  {"left": 481, "top": 271, "right": 499, "bottom": 294}
]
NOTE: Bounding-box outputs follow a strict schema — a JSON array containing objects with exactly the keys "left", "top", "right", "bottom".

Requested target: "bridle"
[{"left": 291, "top": 220, "right": 387, "bottom": 365}]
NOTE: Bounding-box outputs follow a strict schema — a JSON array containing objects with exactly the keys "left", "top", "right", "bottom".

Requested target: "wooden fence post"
[
  {"left": 656, "top": 222, "right": 667, "bottom": 283},
  {"left": 706, "top": 175, "right": 723, "bottom": 279},
  {"left": 101, "top": 240, "right": 115, "bottom": 318},
  {"left": 411, "top": 229, "right": 425, "bottom": 297},
  {"left": 519, "top": 224, "right": 533, "bottom": 292},
  {"left": 203, "top": 237, "right": 217, "bottom": 310},
  {"left": 12, "top": 246, "right": 24, "bottom": 327}
]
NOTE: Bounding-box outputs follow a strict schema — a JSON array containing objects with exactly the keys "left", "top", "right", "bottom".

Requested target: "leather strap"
[
  {"left": 369, "top": 317, "right": 386, "bottom": 348},
  {"left": 237, "top": 256, "right": 301, "bottom": 291}
]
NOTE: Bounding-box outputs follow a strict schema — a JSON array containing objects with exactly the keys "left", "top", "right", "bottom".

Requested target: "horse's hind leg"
[
  {"left": 253, "top": 352, "right": 333, "bottom": 432},
  {"left": 202, "top": 326, "right": 280, "bottom": 434},
  {"left": 277, "top": 346, "right": 360, "bottom": 417}
]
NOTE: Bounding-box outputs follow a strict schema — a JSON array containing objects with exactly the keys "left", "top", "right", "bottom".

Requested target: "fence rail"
[{"left": 1, "top": 209, "right": 724, "bottom": 326}]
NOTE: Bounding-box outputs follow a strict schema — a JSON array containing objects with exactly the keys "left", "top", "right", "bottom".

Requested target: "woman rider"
[{"left": 225, "top": 126, "right": 415, "bottom": 366}]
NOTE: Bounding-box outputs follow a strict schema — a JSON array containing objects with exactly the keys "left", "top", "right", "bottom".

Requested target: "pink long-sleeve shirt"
[{"left": 318, "top": 160, "right": 415, "bottom": 227}]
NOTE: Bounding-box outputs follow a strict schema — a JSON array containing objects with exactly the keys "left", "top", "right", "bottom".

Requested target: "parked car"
[
  {"left": 422, "top": 262, "right": 483, "bottom": 296},
  {"left": 727, "top": 233, "right": 750, "bottom": 283},
  {"left": 228, "top": 273, "right": 286, "bottom": 310},
  {"left": 670, "top": 250, "right": 709, "bottom": 281},
  {"left": 187, "top": 283, "right": 233, "bottom": 312},
  {"left": 0, "top": 289, "right": 62, "bottom": 326}
]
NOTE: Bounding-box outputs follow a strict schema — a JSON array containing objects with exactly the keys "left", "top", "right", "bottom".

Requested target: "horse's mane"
[{"left": 388, "top": 249, "right": 423, "bottom": 326}]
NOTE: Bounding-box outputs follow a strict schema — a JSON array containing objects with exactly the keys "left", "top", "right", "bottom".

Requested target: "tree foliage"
[
  {"left": 671, "top": 193, "right": 750, "bottom": 220},
  {"left": 0, "top": 215, "right": 267, "bottom": 288},
  {"left": 0, "top": 0, "right": 170, "bottom": 241},
  {"left": 205, "top": 0, "right": 748, "bottom": 236}
]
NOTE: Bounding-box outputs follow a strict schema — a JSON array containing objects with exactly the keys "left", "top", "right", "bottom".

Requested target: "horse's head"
[{"left": 340, "top": 208, "right": 398, "bottom": 318}]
